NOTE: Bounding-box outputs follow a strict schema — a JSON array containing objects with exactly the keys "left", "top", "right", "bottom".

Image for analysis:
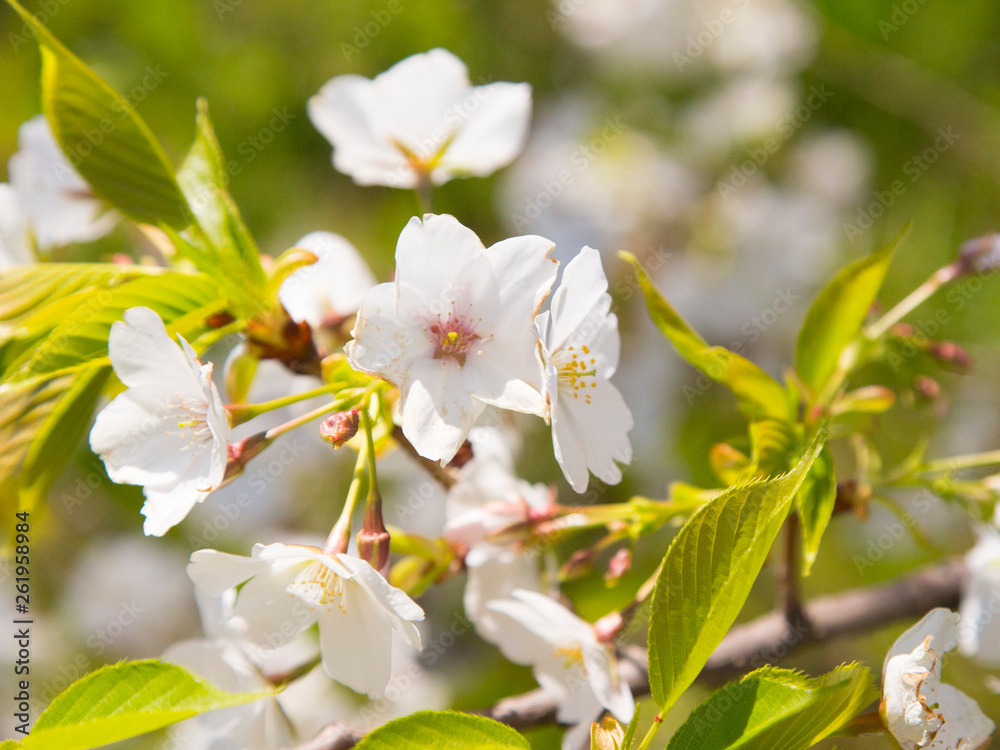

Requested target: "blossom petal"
[
  {"left": 279, "top": 231, "right": 377, "bottom": 327},
  {"left": 440, "top": 82, "right": 532, "bottom": 179},
  {"left": 0, "top": 184, "right": 31, "bottom": 267},
  {"left": 546, "top": 246, "right": 610, "bottom": 353},
  {"left": 233, "top": 559, "right": 318, "bottom": 648},
  {"left": 141, "top": 478, "right": 210, "bottom": 536},
  {"left": 394, "top": 214, "right": 489, "bottom": 315},
  {"left": 308, "top": 74, "right": 413, "bottom": 188},
  {"left": 401, "top": 359, "right": 485, "bottom": 462},
  {"left": 462, "top": 349, "right": 544, "bottom": 415},
  {"left": 187, "top": 549, "right": 271, "bottom": 597},
  {"left": 107, "top": 307, "right": 204, "bottom": 394},
  {"left": 317, "top": 582, "right": 395, "bottom": 698},
  {"left": 335, "top": 554, "right": 424, "bottom": 647},
  {"left": 484, "top": 234, "right": 557, "bottom": 330},
  {"left": 556, "top": 376, "right": 633, "bottom": 491},
  {"left": 347, "top": 282, "right": 433, "bottom": 384}
]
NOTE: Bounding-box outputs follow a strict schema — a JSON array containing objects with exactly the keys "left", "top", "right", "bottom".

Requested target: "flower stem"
[
  {"left": 415, "top": 171, "right": 434, "bottom": 214},
  {"left": 263, "top": 393, "right": 360, "bottom": 441},
  {"left": 325, "top": 431, "right": 369, "bottom": 555},
  {"left": 864, "top": 262, "right": 961, "bottom": 340},
  {"left": 227, "top": 382, "right": 347, "bottom": 426},
  {"left": 636, "top": 713, "right": 663, "bottom": 750},
  {"left": 919, "top": 449, "right": 1000, "bottom": 474}
]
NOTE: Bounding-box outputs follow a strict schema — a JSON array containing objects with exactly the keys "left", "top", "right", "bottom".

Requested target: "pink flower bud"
[
  {"left": 956, "top": 234, "right": 1000, "bottom": 276},
  {"left": 605, "top": 547, "right": 633, "bottom": 583},
  {"left": 357, "top": 489, "right": 391, "bottom": 573},
  {"left": 320, "top": 409, "right": 360, "bottom": 448}
]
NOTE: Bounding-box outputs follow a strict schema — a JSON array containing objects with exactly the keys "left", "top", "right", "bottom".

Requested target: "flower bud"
[
  {"left": 358, "top": 489, "right": 391, "bottom": 573},
  {"left": 926, "top": 341, "right": 973, "bottom": 374},
  {"left": 956, "top": 233, "right": 1000, "bottom": 276},
  {"left": 604, "top": 547, "right": 633, "bottom": 584},
  {"left": 912, "top": 375, "right": 941, "bottom": 402},
  {"left": 222, "top": 432, "right": 271, "bottom": 485},
  {"left": 320, "top": 409, "right": 360, "bottom": 448},
  {"left": 590, "top": 715, "right": 626, "bottom": 750}
]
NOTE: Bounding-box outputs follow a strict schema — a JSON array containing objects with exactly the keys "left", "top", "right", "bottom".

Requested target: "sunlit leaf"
[
  {"left": 356, "top": 711, "right": 530, "bottom": 750},
  {"left": 647, "top": 428, "right": 826, "bottom": 714},
  {"left": 5, "top": 0, "right": 191, "bottom": 227},
  {"left": 665, "top": 664, "right": 878, "bottom": 750},
  {"left": 621, "top": 251, "right": 791, "bottom": 423},
  {"left": 4, "top": 660, "right": 271, "bottom": 750},
  {"left": 795, "top": 228, "right": 907, "bottom": 396},
  {"left": 797, "top": 447, "right": 837, "bottom": 577}
]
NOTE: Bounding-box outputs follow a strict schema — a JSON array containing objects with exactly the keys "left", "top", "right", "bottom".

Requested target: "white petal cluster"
[
  {"left": 89, "top": 307, "right": 230, "bottom": 536},
  {"left": 0, "top": 184, "right": 30, "bottom": 267},
  {"left": 309, "top": 49, "right": 531, "bottom": 188},
  {"left": 487, "top": 590, "right": 634, "bottom": 749},
  {"left": 536, "top": 246, "right": 632, "bottom": 492},
  {"left": 959, "top": 530, "right": 1000, "bottom": 666},
  {"left": 347, "top": 213, "right": 557, "bottom": 463},
  {"left": 5, "top": 114, "right": 117, "bottom": 252},
  {"left": 187, "top": 543, "right": 424, "bottom": 699},
  {"left": 278, "top": 230, "right": 376, "bottom": 329},
  {"left": 882, "top": 608, "right": 994, "bottom": 750},
  {"left": 348, "top": 214, "right": 634, "bottom": 491}
]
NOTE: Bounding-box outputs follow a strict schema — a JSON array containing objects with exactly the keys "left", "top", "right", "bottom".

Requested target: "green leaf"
[
  {"left": 749, "top": 419, "right": 798, "bottom": 476},
  {"left": 4, "top": 273, "right": 224, "bottom": 385},
  {"left": 5, "top": 0, "right": 190, "bottom": 227},
  {"left": 797, "top": 447, "right": 837, "bottom": 577},
  {"left": 0, "top": 264, "right": 153, "bottom": 329},
  {"left": 4, "top": 660, "right": 270, "bottom": 750},
  {"left": 17, "top": 366, "right": 110, "bottom": 513},
  {"left": 647, "top": 428, "right": 826, "bottom": 714},
  {"left": 356, "top": 711, "right": 530, "bottom": 750},
  {"left": 176, "top": 99, "right": 267, "bottom": 300},
  {"left": 795, "top": 228, "right": 907, "bottom": 395},
  {"left": 665, "top": 664, "right": 878, "bottom": 750},
  {"left": 621, "top": 252, "right": 790, "bottom": 422}
]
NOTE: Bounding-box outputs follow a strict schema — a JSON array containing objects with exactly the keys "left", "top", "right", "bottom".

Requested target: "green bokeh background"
[{"left": 3, "top": 0, "right": 1000, "bottom": 748}]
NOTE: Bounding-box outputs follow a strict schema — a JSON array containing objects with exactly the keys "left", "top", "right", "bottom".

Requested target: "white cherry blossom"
[
  {"left": 162, "top": 589, "right": 308, "bottom": 750},
  {"left": 536, "top": 246, "right": 632, "bottom": 492},
  {"left": 89, "top": 307, "right": 230, "bottom": 536},
  {"left": 187, "top": 543, "right": 424, "bottom": 699},
  {"left": 487, "top": 589, "right": 633, "bottom": 749},
  {"left": 308, "top": 48, "right": 532, "bottom": 188},
  {"left": 278, "top": 231, "right": 376, "bottom": 329},
  {"left": 882, "top": 607, "right": 994, "bottom": 750},
  {"left": 0, "top": 184, "right": 31, "bottom": 267},
  {"left": 959, "top": 530, "right": 1000, "bottom": 666},
  {"left": 347, "top": 213, "right": 557, "bottom": 463},
  {"left": 7, "top": 115, "right": 117, "bottom": 251}
]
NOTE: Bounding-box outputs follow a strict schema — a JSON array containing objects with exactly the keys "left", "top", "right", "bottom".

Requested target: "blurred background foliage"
[{"left": 3, "top": 0, "right": 1000, "bottom": 747}]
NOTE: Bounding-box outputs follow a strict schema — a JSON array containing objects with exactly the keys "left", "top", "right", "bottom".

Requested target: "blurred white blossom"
[
  {"left": 309, "top": 49, "right": 532, "bottom": 188},
  {"left": 0, "top": 184, "right": 30, "bottom": 266},
  {"left": 487, "top": 589, "right": 634, "bottom": 749},
  {"left": 882, "top": 608, "right": 994, "bottom": 750},
  {"left": 89, "top": 307, "right": 230, "bottom": 536},
  {"left": 7, "top": 114, "right": 117, "bottom": 251},
  {"left": 960, "top": 531, "right": 1000, "bottom": 667},
  {"left": 278, "top": 231, "right": 376, "bottom": 329}
]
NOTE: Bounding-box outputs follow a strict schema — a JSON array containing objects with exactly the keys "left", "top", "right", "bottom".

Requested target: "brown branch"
[
  {"left": 284, "top": 558, "right": 965, "bottom": 749},
  {"left": 391, "top": 425, "right": 457, "bottom": 489}
]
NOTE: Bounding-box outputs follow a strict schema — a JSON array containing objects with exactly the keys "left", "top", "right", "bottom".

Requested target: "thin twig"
[
  {"left": 391, "top": 425, "right": 457, "bottom": 489},
  {"left": 285, "top": 558, "right": 965, "bottom": 749}
]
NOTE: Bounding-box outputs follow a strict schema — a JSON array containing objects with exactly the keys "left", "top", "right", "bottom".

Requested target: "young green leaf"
[
  {"left": 176, "top": 99, "right": 267, "bottom": 296},
  {"left": 665, "top": 664, "right": 878, "bottom": 750},
  {"left": 797, "top": 447, "right": 837, "bottom": 577},
  {"left": 647, "top": 428, "right": 826, "bottom": 715},
  {"left": 17, "top": 365, "right": 110, "bottom": 513},
  {"left": 5, "top": 0, "right": 191, "bottom": 228},
  {"left": 749, "top": 419, "right": 798, "bottom": 476},
  {"left": 621, "top": 251, "right": 791, "bottom": 423},
  {"left": 355, "top": 711, "right": 530, "bottom": 750},
  {"left": 795, "top": 227, "right": 907, "bottom": 395},
  {"left": 4, "top": 273, "right": 225, "bottom": 385},
  {"left": 4, "top": 660, "right": 271, "bottom": 750}
]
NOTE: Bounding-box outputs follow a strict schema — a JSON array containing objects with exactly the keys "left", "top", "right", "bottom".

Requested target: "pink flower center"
[{"left": 428, "top": 314, "right": 481, "bottom": 366}]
